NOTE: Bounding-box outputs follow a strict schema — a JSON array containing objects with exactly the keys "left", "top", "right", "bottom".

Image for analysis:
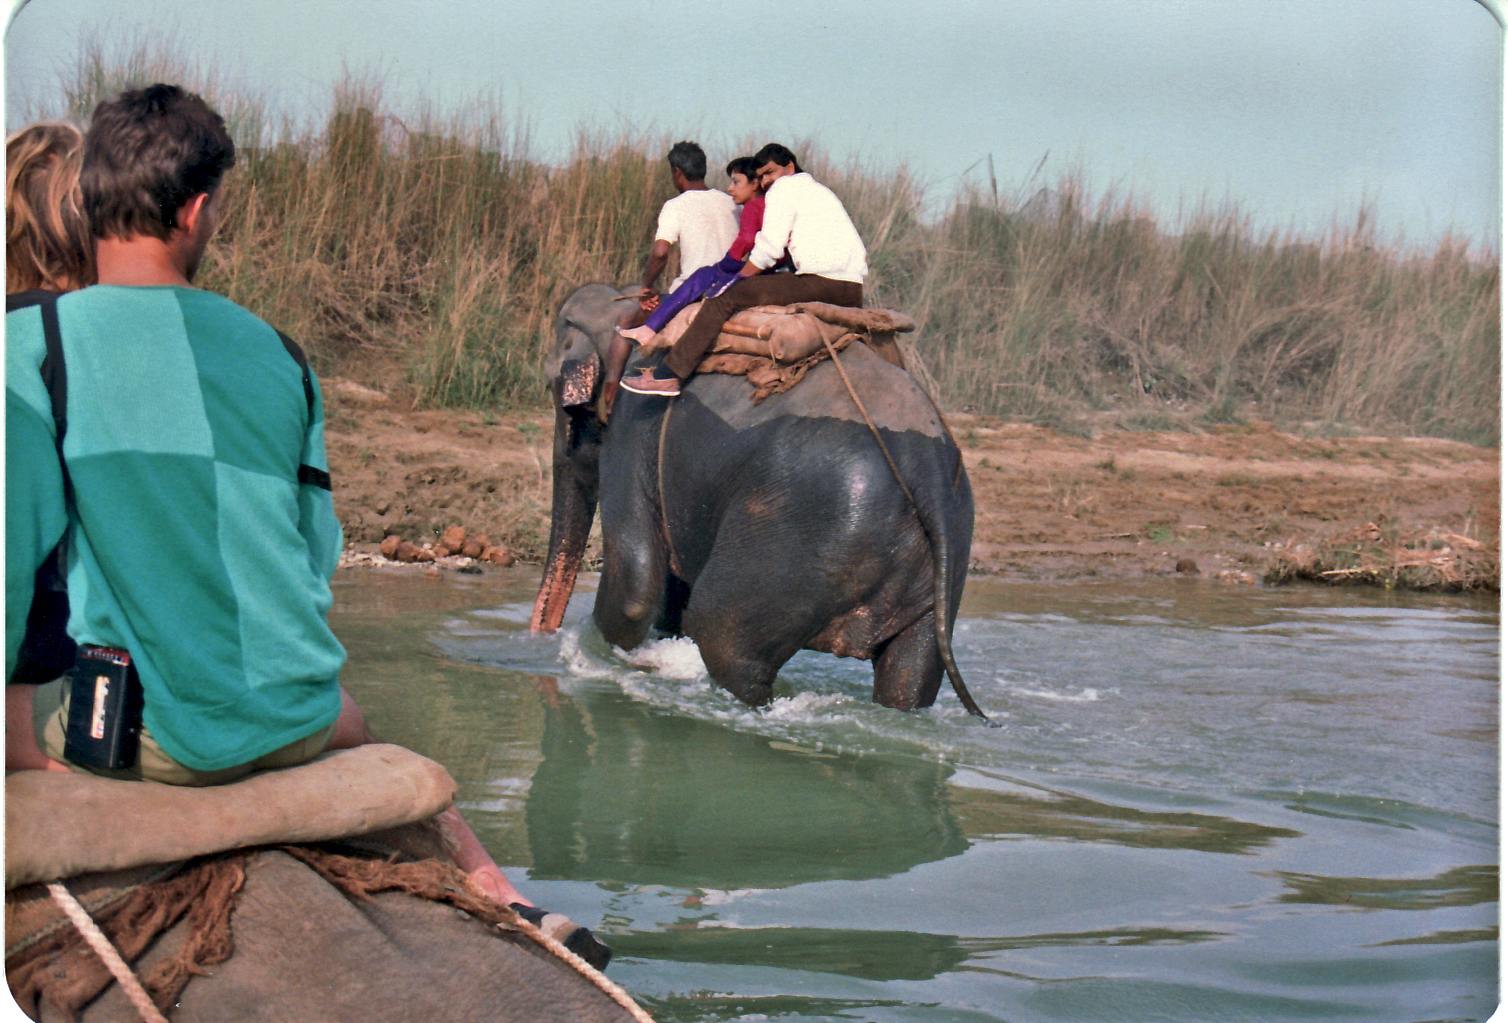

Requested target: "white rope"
[
  {"left": 46, "top": 881, "right": 170, "bottom": 1023},
  {"left": 454, "top": 874, "right": 656, "bottom": 1023},
  {"left": 47, "top": 865, "right": 651, "bottom": 1023},
  {"left": 501, "top": 915, "right": 658, "bottom": 1023}
]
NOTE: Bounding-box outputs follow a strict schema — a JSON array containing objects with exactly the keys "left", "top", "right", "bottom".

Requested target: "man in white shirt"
[
  {"left": 637, "top": 142, "right": 737, "bottom": 303},
  {"left": 622, "top": 143, "right": 866, "bottom": 396},
  {"left": 607, "top": 141, "right": 737, "bottom": 407}
]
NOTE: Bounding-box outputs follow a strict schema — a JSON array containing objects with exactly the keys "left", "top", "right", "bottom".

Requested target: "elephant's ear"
[{"left": 556, "top": 351, "right": 600, "bottom": 409}]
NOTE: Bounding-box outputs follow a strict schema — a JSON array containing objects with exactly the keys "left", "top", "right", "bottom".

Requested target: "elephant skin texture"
[
  {"left": 532, "top": 284, "right": 980, "bottom": 716},
  {"left": 31, "top": 849, "right": 638, "bottom": 1023}
]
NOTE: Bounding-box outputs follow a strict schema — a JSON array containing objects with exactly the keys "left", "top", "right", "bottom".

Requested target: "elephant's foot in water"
[
  {"left": 871, "top": 613, "right": 946, "bottom": 711},
  {"left": 698, "top": 647, "right": 780, "bottom": 707}
]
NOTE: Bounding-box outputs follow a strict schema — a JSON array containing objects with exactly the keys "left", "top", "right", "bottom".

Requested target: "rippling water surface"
[{"left": 330, "top": 569, "right": 1498, "bottom": 1023}]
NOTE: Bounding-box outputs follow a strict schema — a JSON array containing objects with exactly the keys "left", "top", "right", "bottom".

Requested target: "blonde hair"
[{"left": 7, "top": 122, "right": 94, "bottom": 293}]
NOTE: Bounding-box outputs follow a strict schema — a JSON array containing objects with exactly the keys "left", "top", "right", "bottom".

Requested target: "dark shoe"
[
  {"left": 510, "top": 903, "right": 614, "bottom": 971},
  {"left": 619, "top": 367, "right": 681, "bottom": 396}
]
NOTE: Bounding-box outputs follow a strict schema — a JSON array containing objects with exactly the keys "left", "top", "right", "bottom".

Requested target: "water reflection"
[
  {"left": 1267, "top": 864, "right": 1497, "bottom": 909},
  {"left": 949, "top": 782, "right": 1300, "bottom": 853},
  {"left": 524, "top": 678, "right": 967, "bottom": 889},
  {"left": 616, "top": 925, "right": 1224, "bottom": 982},
  {"left": 328, "top": 571, "right": 1498, "bottom": 1023}
]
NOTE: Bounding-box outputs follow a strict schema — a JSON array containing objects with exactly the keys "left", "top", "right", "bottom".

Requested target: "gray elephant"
[{"left": 531, "top": 283, "right": 984, "bottom": 717}]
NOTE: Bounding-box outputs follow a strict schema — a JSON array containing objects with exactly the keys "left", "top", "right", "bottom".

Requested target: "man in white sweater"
[{"left": 622, "top": 143, "right": 866, "bottom": 396}]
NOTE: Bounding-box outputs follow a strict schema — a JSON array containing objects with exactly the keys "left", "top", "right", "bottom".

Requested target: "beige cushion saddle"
[{"left": 6, "top": 743, "right": 457, "bottom": 887}]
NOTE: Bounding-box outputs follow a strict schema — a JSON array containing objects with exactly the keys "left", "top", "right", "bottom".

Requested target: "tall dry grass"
[
  {"left": 30, "top": 46, "right": 1501, "bottom": 443},
  {"left": 893, "top": 186, "right": 1499, "bottom": 443}
]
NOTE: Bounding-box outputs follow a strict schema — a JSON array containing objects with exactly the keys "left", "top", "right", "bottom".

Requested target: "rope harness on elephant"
[
  {"left": 45, "top": 881, "right": 171, "bottom": 1023},
  {"left": 8, "top": 844, "right": 656, "bottom": 1023},
  {"left": 643, "top": 305, "right": 988, "bottom": 720}
]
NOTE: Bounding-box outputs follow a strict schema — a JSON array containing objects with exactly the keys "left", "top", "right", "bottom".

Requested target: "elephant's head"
[{"left": 529, "top": 284, "right": 634, "bottom": 633}]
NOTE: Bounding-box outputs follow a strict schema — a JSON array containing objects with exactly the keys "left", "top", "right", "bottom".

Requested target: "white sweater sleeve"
[{"left": 749, "top": 182, "right": 795, "bottom": 270}]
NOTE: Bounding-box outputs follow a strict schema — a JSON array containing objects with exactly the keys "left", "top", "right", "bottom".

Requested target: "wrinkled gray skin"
[
  {"left": 531, "top": 284, "right": 982, "bottom": 716},
  {"left": 39, "top": 847, "right": 637, "bottom": 1023}
]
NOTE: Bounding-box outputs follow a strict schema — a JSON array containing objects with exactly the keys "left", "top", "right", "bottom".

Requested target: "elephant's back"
[{"left": 681, "top": 343, "right": 948, "bottom": 441}]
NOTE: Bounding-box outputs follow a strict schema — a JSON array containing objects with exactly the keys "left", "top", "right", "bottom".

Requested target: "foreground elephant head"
[
  {"left": 528, "top": 284, "right": 625, "bottom": 634},
  {"left": 531, "top": 283, "right": 983, "bottom": 718}
]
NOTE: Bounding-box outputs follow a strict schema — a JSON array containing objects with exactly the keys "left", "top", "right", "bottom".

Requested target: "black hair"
[
  {"left": 667, "top": 140, "right": 707, "bottom": 182},
  {"left": 753, "top": 143, "right": 801, "bottom": 175},
  {"left": 725, "top": 156, "right": 760, "bottom": 181},
  {"left": 81, "top": 83, "right": 236, "bottom": 241}
]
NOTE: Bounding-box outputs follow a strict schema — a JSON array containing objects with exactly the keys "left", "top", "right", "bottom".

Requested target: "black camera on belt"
[{"left": 62, "top": 644, "right": 143, "bottom": 771}]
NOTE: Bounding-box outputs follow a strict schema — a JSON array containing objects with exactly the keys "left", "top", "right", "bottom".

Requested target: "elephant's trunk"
[
  {"left": 529, "top": 408, "right": 600, "bottom": 634},
  {"left": 529, "top": 532, "right": 586, "bottom": 634}
]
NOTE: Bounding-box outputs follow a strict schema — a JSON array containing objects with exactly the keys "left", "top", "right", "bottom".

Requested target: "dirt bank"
[{"left": 321, "top": 379, "right": 1499, "bottom": 590}]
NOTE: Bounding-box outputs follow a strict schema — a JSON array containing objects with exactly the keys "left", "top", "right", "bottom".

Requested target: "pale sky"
[{"left": 4, "top": 0, "right": 1502, "bottom": 251}]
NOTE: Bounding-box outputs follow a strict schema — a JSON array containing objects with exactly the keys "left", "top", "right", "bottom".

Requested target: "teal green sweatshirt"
[{"left": 6, "top": 286, "right": 345, "bottom": 770}]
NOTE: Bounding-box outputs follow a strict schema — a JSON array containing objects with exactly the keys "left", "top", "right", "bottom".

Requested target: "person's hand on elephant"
[{"left": 637, "top": 287, "right": 660, "bottom": 312}]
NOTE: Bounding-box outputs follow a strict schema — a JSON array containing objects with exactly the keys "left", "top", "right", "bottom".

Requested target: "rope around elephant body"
[
  {"left": 656, "top": 400, "right": 685, "bottom": 580},
  {"left": 816, "top": 335, "right": 988, "bottom": 721},
  {"left": 46, "top": 881, "right": 170, "bottom": 1023},
  {"left": 648, "top": 338, "right": 987, "bottom": 721},
  {"left": 454, "top": 874, "right": 659, "bottom": 1023}
]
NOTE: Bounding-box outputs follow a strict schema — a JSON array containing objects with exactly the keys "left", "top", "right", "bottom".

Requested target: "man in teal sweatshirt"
[{"left": 5, "top": 84, "right": 547, "bottom": 917}]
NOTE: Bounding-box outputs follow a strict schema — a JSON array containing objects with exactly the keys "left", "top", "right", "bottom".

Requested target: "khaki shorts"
[{"left": 35, "top": 678, "right": 335, "bottom": 787}]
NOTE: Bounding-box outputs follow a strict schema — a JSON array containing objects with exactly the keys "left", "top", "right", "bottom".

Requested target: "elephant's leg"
[
  {"left": 681, "top": 561, "right": 810, "bottom": 707},
  {"left": 654, "top": 575, "right": 692, "bottom": 636},
  {"left": 593, "top": 538, "right": 666, "bottom": 651},
  {"left": 594, "top": 577, "right": 658, "bottom": 651},
  {"left": 872, "top": 612, "right": 945, "bottom": 711},
  {"left": 697, "top": 644, "right": 783, "bottom": 706}
]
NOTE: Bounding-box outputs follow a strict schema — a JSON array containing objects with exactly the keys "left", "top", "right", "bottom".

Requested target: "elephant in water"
[{"left": 531, "top": 284, "right": 984, "bottom": 717}]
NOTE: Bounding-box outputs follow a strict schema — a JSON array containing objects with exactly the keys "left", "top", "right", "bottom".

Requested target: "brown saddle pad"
[
  {"left": 638, "top": 302, "right": 914, "bottom": 399},
  {"left": 639, "top": 303, "right": 849, "bottom": 364}
]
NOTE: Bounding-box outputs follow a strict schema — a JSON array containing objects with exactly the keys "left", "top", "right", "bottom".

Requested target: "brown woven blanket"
[
  {"left": 640, "top": 302, "right": 913, "bottom": 400},
  {"left": 8, "top": 854, "right": 249, "bottom": 1019}
]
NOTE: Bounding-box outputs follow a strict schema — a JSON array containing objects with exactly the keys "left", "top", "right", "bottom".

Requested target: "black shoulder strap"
[
  {"left": 35, "top": 293, "right": 73, "bottom": 500},
  {"left": 275, "top": 330, "right": 332, "bottom": 491}
]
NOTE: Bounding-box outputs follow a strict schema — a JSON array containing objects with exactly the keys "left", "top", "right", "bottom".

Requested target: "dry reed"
[{"left": 26, "top": 42, "right": 1502, "bottom": 445}]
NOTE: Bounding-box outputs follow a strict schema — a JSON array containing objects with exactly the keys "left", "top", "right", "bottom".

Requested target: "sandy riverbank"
[{"left": 321, "top": 379, "right": 1499, "bottom": 590}]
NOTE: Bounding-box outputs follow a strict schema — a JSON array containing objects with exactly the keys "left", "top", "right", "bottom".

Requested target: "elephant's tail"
[
  {"left": 917, "top": 489, "right": 989, "bottom": 722},
  {"left": 821, "top": 336, "right": 988, "bottom": 722}
]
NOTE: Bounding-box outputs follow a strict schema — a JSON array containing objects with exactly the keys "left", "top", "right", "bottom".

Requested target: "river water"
[{"left": 330, "top": 568, "right": 1498, "bottom": 1023}]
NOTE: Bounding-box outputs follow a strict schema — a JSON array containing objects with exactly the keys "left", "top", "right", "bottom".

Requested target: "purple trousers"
[{"left": 644, "top": 263, "right": 742, "bottom": 333}]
